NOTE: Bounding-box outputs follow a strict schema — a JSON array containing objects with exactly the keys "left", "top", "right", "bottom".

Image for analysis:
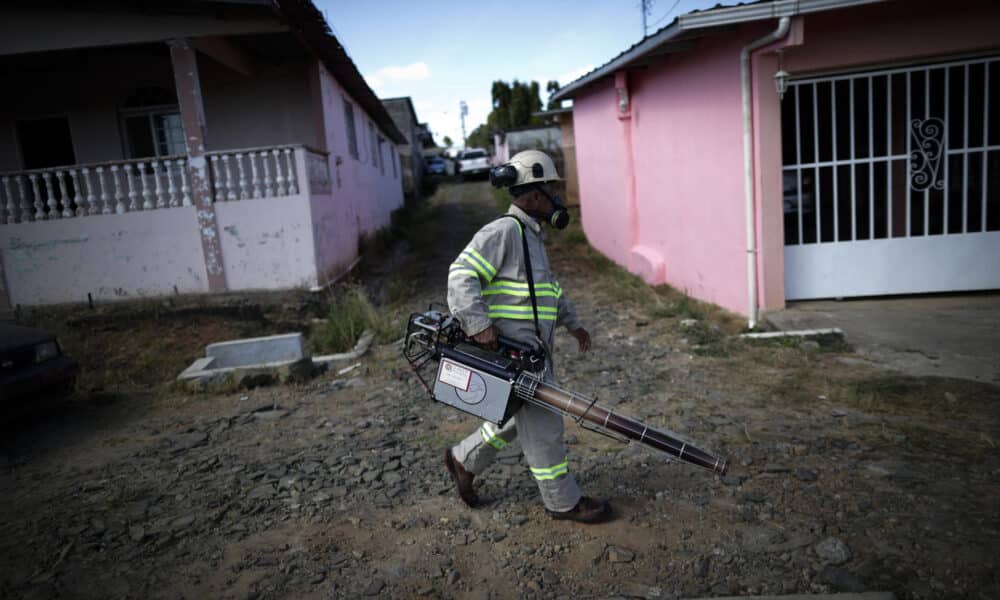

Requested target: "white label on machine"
[{"left": 438, "top": 359, "right": 472, "bottom": 391}]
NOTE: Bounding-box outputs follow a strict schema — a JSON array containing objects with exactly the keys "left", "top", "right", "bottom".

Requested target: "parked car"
[
  {"left": 0, "top": 324, "right": 78, "bottom": 403},
  {"left": 457, "top": 148, "right": 491, "bottom": 178},
  {"left": 425, "top": 156, "right": 448, "bottom": 175}
]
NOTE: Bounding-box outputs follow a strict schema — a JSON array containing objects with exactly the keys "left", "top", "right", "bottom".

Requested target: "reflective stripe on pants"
[{"left": 452, "top": 401, "right": 581, "bottom": 513}]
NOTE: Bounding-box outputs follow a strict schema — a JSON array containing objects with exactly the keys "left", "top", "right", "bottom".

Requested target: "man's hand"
[
  {"left": 471, "top": 324, "right": 499, "bottom": 350},
  {"left": 570, "top": 327, "right": 592, "bottom": 353}
]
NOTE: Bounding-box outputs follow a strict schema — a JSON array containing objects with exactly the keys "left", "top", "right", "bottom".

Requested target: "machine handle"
[{"left": 497, "top": 335, "right": 537, "bottom": 354}]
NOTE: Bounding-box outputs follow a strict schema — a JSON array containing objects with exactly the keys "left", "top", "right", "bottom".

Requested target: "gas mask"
[{"left": 534, "top": 186, "right": 570, "bottom": 230}]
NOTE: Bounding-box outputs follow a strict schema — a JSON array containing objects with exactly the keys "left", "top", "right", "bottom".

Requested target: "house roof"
[
  {"left": 269, "top": 0, "right": 407, "bottom": 144},
  {"left": 382, "top": 96, "right": 418, "bottom": 122},
  {"left": 551, "top": 0, "right": 887, "bottom": 102}
]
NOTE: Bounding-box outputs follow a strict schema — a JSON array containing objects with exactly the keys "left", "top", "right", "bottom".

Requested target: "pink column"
[{"left": 169, "top": 38, "right": 227, "bottom": 292}]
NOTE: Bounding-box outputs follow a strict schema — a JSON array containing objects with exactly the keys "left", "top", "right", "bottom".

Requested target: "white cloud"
[
  {"left": 554, "top": 64, "right": 594, "bottom": 87},
  {"left": 365, "top": 62, "right": 430, "bottom": 90}
]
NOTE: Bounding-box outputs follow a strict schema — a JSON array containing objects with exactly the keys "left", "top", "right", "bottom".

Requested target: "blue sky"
[{"left": 315, "top": 0, "right": 740, "bottom": 148}]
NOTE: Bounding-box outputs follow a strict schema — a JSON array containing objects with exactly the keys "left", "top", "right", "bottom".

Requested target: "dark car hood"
[{"left": 1, "top": 324, "right": 54, "bottom": 351}]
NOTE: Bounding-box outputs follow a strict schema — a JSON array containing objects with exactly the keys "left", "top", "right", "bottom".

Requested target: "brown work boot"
[
  {"left": 546, "top": 497, "right": 611, "bottom": 524},
  {"left": 443, "top": 449, "right": 478, "bottom": 508}
]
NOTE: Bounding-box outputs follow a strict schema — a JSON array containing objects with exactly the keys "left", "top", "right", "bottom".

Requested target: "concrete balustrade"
[{"left": 0, "top": 145, "right": 321, "bottom": 225}]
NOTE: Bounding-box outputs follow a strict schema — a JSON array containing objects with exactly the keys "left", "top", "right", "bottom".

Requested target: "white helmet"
[{"left": 489, "top": 150, "right": 562, "bottom": 189}]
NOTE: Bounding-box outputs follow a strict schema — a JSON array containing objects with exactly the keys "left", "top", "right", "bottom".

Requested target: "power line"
[{"left": 647, "top": 0, "right": 683, "bottom": 32}]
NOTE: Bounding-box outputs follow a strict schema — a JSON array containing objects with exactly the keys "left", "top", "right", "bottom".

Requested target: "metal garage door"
[{"left": 781, "top": 56, "right": 1000, "bottom": 300}]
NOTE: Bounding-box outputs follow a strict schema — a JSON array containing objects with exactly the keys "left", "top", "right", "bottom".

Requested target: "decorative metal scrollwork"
[{"left": 909, "top": 117, "right": 945, "bottom": 192}]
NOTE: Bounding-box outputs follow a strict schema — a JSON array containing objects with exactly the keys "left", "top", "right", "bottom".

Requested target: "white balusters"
[
  {"left": 261, "top": 152, "right": 275, "bottom": 196},
  {"left": 0, "top": 147, "right": 319, "bottom": 225},
  {"left": 69, "top": 169, "right": 83, "bottom": 216},
  {"left": 284, "top": 148, "right": 298, "bottom": 195},
  {"left": 222, "top": 154, "right": 236, "bottom": 202},
  {"left": 16, "top": 176, "right": 31, "bottom": 222},
  {"left": 55, "top": 170, "right": 72, "bottom": 218},
  {"left": 81, "top": 168, "right": 96, "bottom": 215},
  {"left": 97, "top": 167, "right": 111, "bottom": 214},
  {"left": 250, "top": 152, "right": 262, "bottom": 198},
  {"left": 123, "top": 164, "right": 138, "bottom": 212},
  {"left": 30, "top": 174, "right": 44, "bottom": 220},
  {"left": 235, "top": 153, "right": 249, "bottom": 200},
  {"left": 111, "top": 165, "right": 125, "bottom": 214},
  {"left": 210, "top": 156, "right": 225, "bottom": 202},
  {"left": 139, "top": 162, "right": 154, "bottom": 210},
  {"left": 151, "top": 160, "right": 166, "bottom": 209},
  {"left": 165, "top": 160, "right": 179, "bottom": 208},
  {"left": 273, "top": 149, "right": 286, "bottom": 196},
  {"left": 179, "top": 159, "right": 191, "bottom": 206},
  {"left": 43, "top": 172, "right": 58, "bottom": 219}
]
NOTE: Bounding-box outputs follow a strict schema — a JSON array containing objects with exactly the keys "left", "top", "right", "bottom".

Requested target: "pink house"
[
  {"left": 0, "top": 0, "right": 406, "bottom": 308},
  {"left": 553, "top": 0, "right": 1000, "bottom": 326}
]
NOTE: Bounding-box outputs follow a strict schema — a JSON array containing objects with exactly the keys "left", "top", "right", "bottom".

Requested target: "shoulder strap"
[{"left": 497, "top": 215, "right": 542, "bottom": 341}]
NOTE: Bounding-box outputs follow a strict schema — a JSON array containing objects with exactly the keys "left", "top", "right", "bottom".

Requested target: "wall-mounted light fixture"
[
  {"left": 774, "top": 49, "right": 789, "bottom": 101},
  {"left": 614, "top": 71, "right": 631, "bottom": 119}
]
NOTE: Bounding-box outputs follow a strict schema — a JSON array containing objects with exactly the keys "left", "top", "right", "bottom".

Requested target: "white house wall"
[
  {"left": 311, "top": 61, "right": 404, "bottom": 286},
  {"left": 0, "top": 207, "right": 209, "bottom": 306},
  {"left": 200, "top": 57, "right": 317, "bottom": 152},
  {"left": 215, "top": 195, "right": 319, "bottom": 291}
]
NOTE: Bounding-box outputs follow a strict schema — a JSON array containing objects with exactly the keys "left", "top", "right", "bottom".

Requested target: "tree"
[
  {"left": 465, "top": 124, "right": 490, "bottom": 150},
  {"left": 442, "top": 135, "right": 453, "bottom": 148},
  {"left": 546, "top": 80, "right": 561, "bottom": 110},
  {"left": 464, "top": 79, "right": 547, "bottom": 152}
]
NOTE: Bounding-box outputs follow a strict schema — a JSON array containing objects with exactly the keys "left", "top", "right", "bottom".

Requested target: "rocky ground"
[{"left": 2, "top": 182, "right": 999, "bottom": 600}]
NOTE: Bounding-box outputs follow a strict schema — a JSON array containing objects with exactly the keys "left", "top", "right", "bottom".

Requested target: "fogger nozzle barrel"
[{"left": 520, "top": 375, "right": 727, "bottom": 475}]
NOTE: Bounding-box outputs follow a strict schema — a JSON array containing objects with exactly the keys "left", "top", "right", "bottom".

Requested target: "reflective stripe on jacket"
[{"left": 447, "top": 204, "right": 582, "bottom": 353}]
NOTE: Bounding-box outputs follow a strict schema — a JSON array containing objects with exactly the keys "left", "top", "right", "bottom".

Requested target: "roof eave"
[
  {"left": 677, "top": 0, "right": 885, "bottom": 28},
  {"left": 551, "top": 22, "right": 684, "bottom": 102},
  {"left": 552, "top": 0, "right": 888, "bottom": 102}
]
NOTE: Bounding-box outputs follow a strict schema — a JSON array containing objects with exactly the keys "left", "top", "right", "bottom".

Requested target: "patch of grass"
[
  {"left": 836, "top": 375, "right": 1000, "bottom": 418},
  {"left": 684, "top": 321, "right": 733, "bottom": 357},
  {"left": 649, "top": 291, "right": 705, "bottom": 320},
  {"left": 385, "top": 273, "right": 420, "bottom": 306},
  {"left": 312, "top": 284, "right": 399, "bottom": 353}
]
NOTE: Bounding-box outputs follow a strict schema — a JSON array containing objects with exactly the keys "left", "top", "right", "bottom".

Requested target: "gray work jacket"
[{"left": 447, "top": 204, "right": 582, "bottom": 356}]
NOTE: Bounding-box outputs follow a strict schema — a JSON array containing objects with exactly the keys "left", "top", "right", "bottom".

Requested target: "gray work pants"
[{"left": 451, "top": 399, "right": 582, "bottom": 513}]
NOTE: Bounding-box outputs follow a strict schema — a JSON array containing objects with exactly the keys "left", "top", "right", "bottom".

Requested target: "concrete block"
[{"left": 206, "top": 333, "right": 305, "bottom": 368}]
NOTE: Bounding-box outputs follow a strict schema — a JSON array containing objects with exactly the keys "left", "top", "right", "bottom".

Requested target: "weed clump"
[{"left": 313, "top": 285, "right": 397, "bottom": 353}]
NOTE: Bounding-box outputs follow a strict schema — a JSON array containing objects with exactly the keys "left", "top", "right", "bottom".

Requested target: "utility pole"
[
  {"left": 640, "top": 0, "right": 653, "bottom": 37},
  {"left": 459, "top": 100, "right": 468, "bottom": 147}
]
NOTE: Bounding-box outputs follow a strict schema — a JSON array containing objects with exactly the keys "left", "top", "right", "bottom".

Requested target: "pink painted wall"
[
  {"left": 631, "top": 33, "right": 750, "bottom": 312},
  {"left": 573, "top": 84, "right": 632, "bottom": 265},
  {"left": 574, "top": 32, "right": 752, "bottom": 315},
  {"left": 311, "top": 60, "right": 404, "bottom": 286},
  {"left": 0, "top": 207, "right": 209, "bottom": 306},
  {"left": 572, "top": 0, "right": 1000, "bottom": 317}
]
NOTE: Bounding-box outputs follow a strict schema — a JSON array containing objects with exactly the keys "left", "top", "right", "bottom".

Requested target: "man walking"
[{"left": 443, "top": 150, "right": 611, "bottom": 523}]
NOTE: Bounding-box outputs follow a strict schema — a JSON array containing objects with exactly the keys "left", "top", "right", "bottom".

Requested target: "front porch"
[
  {"left": 0, "top": 4, "right": 405, "bottom": 308},
  {"left": 0, "top": 144, "right": 337, "bottom": 306}
]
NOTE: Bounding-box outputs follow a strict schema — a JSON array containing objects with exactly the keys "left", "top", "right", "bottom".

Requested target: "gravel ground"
[{"left": 2, "top": 182, "right": 998, "bottom": 600}]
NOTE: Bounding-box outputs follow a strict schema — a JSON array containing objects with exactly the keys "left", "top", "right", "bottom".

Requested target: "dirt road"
[{"left": 2, "top": 182, "right": 998, "bottom": 599}]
